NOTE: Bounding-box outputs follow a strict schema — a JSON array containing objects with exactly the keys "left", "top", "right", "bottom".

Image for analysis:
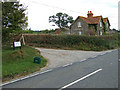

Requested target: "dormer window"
[
  {"left": 78, "top": 22, "right": 81, "bottom": 27},
  {"left": 100, "top": 21, "right": 102, "bottom": 27}
]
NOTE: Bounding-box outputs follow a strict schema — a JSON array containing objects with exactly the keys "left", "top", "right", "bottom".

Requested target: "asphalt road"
[
  {"left": 118, "top": 49, "right": 120, "bottom": 90},
  {"left": 3, "top": 50, "right": 118, "bottom": 89}
]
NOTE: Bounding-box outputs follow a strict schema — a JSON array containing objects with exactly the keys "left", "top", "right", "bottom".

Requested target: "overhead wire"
[{"left": 27, "top": 0, "right": 86, "bottom": 15}]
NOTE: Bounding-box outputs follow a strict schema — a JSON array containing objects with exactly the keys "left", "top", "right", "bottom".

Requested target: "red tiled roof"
[
  {"left": 103, "top": 17, "right": 110, "bottom": 26},
  {"left": 71, "top": 11, "right": 110, "bottom": 27},
  {"left": 103, "top": 17, "right": 108, "bottom": 22},
  {"left": 71, "top": 15, "right": 110, "bottom": 27},
  {"left": 79, "top": 16, "right": 102, "bottom": 24}
]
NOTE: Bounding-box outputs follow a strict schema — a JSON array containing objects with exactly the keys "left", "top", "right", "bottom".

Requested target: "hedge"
[{"left": 24, "top": 34, "right": 119, "bottom": 51}]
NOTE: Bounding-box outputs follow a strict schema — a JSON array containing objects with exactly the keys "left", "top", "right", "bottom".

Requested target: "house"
[
  {"left": 54, "top": 29, "right": 61, "bottom": 34},
  {"left": 70, "top": 11, "right": 110, "bottom": 35}
]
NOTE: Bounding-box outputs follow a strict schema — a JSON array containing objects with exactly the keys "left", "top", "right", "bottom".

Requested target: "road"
[
  {"left": 36, "top": 48, "right": 112, "bottom": 72},
  {"left": 118, "top": 48, "right": 120, "bottom": 90},
  {"left": 3, "top": 50, "right": 118, "bottom": 89}
]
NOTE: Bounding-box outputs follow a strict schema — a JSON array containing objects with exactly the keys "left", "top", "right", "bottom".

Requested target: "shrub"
[{"left": 23, "top": 34, "right": 119, "bottom": 51}]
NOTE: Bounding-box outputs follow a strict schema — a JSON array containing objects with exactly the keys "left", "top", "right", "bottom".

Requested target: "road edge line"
[{"left": 0, "top": 69, "right": 53, "bottom": 86}]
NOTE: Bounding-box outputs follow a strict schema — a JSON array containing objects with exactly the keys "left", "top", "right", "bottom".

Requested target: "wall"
[
  {"left": 70, "top": 17, "right": 88, "bottom": 35},
  {"left": 97, "top": 19, "right": 104, "bottom": 35},
  {"left": 71, "top": 17, "right": 105, "bottom": 35}
]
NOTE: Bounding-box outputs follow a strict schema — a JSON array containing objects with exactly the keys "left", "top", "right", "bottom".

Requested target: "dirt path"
[{"left": 36, "top": 48, "right": 114, "bottom": 72}]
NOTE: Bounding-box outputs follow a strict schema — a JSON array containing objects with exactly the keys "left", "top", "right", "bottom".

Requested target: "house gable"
[
  {"left": 70, "top": 11, "right": 110, "bottom": 35},
  {"left": 103, "top": 18, "right": 110, "bottom": 31},
  {"left": 70, "top": 16, "right": 88, "bottom": 34}
]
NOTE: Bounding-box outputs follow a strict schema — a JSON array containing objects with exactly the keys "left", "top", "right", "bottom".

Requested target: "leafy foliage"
[
  {"left": 2, "top": 1, "right": 28, "bottom": 40},
  {"left": 49, "top": 12, "right": 74, "bottom": 29},
  {"left": 24, "top": 34, "right": 119, "bottom": 51},
  {"left": 101, "top": 18, "right": 107, "bottom": 33}
]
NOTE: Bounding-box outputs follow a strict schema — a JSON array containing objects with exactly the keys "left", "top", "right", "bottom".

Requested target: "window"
[
  {"left": 78, "top": 22, "right": 81, "bottom": 27},
  {"left": 100, "top": 21, "right": 102, "bottom": 27},
  {"left": 79, "top": 31, "right": 82, "bottom": 35},
  {"left": 100, "top": 31, "right": 102, "bottom": 35}
]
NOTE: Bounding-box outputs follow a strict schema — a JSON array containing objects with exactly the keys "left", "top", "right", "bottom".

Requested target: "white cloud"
[{"left": 20, "top": 0, "right": 119, "bottom": 30}]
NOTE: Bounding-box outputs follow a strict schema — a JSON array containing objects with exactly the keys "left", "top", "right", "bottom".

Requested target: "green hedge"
[{"left": 24, "top": 34, "right": 119, "bottom": 51}]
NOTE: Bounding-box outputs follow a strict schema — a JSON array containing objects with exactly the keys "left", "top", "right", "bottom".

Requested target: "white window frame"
[
  {"left": 100, "top": 21, "right": 102, "bottom": 27},
  {"left": 79, "top": 31, "right": 82, "bottom": 35},
  {"left": 78, "top": 22, "right": 81, "bottom": 27},
  {"left": 100, "top": 31, "right": 103, "bottom": 35}
]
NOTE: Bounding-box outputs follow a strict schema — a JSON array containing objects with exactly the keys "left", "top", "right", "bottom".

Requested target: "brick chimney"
[{"left": 87, "top": 11, "right": 93, "bottom": 18}]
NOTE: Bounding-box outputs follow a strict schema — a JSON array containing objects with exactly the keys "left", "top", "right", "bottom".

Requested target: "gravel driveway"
[{"left": 36, "top": 48, "right": 114, "bottom": 71}]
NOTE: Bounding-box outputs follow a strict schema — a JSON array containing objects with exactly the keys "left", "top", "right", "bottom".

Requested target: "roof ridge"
[
  {"left": 80, "top": 15, "right": 102, "bottom": 19},
  {"left": 103, "top": 17, "right": 108, "bottom": 19},
  {"left": 92, "top": 16, "right": 102, "bottom": 18},
  {"left": 79, "top": 15, "right": 102, "bottom": 24}
]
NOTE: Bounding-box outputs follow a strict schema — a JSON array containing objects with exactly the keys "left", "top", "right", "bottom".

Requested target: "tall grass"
[{"left": 2, "top": 46, "right": 47, "bottom": 81}]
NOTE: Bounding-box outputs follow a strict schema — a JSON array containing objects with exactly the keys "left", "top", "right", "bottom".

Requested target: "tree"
[
  {"left": 111, "top": 28, "right": 118, "bottom": 31},
  {"left": 49, "top": 12, "right": 74, "bottom": 29},
  {"left": 2, "top": 0, "right": 28, "bottom": 38}
]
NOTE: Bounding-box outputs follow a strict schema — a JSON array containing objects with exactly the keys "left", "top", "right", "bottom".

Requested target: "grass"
[{"left": 2, "top": 45, "right": 47, "bottom": 81}]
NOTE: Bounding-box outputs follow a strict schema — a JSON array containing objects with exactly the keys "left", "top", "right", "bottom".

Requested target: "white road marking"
[
  {"left": 59, "top": 68, "right": 102, "bottom": 90},
  {"left": 20, "top": 76, "right": 30, "bottom": 80},
  {"left": 39, "top": 69, "right": 52, "bottom": 74},
  {"left": 62, "top": 64, "right": 71, "bottom": 67},
  {"left": 92, "top": 56, "right": 97, "bottom": 58},
  {"left": 29, "top": 73, "right": 40, "bottom": 77},
  {"left": 69, "top": 63, "right": 73, "bottom": 65},
  {"left": 10, "top": 79, "right": 21, "bottom": 83},
  {"left": 80, "top": 59, "right": 87, "bottom": 62},
  {"left": 1, "top": 78, "right": 21, "bottom": 86},
  {"left": 0, "top": 69, "right": 53, "bottom": 86}
]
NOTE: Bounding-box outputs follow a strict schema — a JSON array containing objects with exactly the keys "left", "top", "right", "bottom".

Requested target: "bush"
[{"left": 24, "top": 34, "right": 119, "bottom": 51}]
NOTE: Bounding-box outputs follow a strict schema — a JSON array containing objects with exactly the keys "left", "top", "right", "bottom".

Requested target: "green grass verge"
[{"left": 2, "top": 46, "right": 47, "bottom": 81}]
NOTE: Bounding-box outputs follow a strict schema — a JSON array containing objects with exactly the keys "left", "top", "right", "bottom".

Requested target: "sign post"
[{"left": 13, "top": 41, "right": 21, "bottom": 49}]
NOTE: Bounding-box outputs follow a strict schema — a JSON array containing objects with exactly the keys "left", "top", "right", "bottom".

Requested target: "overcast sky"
[{"left": 20, "top": 0, "right": 119, "bottom": 30}]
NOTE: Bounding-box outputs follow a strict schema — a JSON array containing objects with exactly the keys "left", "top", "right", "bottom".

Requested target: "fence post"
[{"left": 22, "top": 34, "right": 25, "bottom": 45}]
